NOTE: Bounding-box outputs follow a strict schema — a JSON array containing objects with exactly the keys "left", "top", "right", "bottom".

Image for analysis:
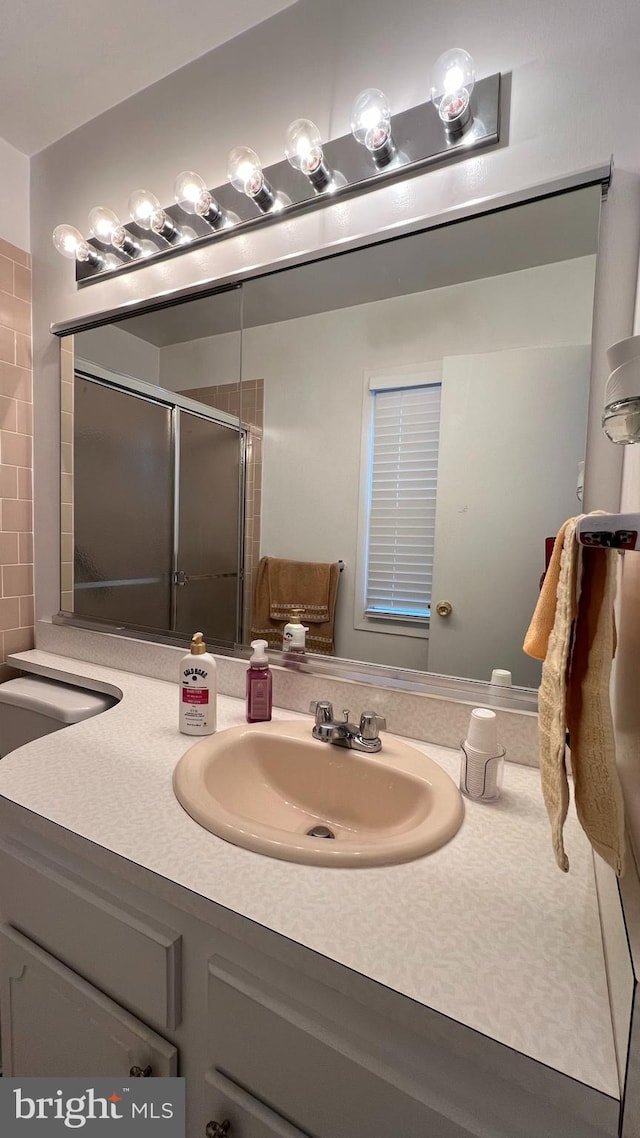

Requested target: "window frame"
[{"left": 354, "top": 362, "right": 443, "bottom": 640}]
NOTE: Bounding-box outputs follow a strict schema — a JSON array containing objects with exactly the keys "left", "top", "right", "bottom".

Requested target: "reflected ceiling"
[{"left": 117, "top": 188, "right": 600, "bottom": 347}]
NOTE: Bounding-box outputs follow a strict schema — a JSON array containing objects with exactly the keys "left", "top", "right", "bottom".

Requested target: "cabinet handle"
[
  {"left": 129, "top": 1065, "right": 153, "bottom": 1078},
  {"left": 206, "top": 1122, "right": 231, "bottom": 1137}
]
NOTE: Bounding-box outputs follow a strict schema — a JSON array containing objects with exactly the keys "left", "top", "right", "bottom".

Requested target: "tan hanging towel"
[
  {"left": 567, "top": 544, "right": 625, "bottom": 874},
  {"left": 523, "top": 518, "right": 576, "bottom": 660},
  {"left": 251, "top": 557, "right": 340, "bottom": 654},
  {"left": 523, "top": 515, "right": 625, "bottom": 875}
]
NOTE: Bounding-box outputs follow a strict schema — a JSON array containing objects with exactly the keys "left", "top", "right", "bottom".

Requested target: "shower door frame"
[{"left": 72, "top": 359, "right": 247, "bottom": 644}]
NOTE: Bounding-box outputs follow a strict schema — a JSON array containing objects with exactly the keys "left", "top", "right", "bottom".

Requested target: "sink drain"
[{"left": 306, "top": 824, "right": 336, "bottom": 840}]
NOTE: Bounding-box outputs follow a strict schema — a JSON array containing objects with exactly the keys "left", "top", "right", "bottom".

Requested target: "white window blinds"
[{"left": 365, "top": 377, "right": 442, "bottom": 621}]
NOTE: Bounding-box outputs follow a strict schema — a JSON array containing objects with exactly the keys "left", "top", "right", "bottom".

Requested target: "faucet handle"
[
  {"left": 310, "top": 700, "right": 334, "bottom": 726},
  {"left": 359, "top": 711, "right": 387, "bottom": 740}
]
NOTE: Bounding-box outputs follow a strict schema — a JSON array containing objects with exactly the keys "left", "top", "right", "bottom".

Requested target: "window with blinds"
[{"left": 365, "top": 380, "right": 442, "bottom": 621}]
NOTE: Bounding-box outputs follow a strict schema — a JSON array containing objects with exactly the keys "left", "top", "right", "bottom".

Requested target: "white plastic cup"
[
  {"left": 606, "top": 333, "right": 640, "bottom": 373},
  {"left": 459, "top": 740, "right": 505, "bottom": 801},
  {"left": 490, "top": 669, "right": 512, "bottom": 687},
  {"left": 466, "top": 707, "right": 499, "bottom": 753},
  {"left": 605, "top": 357, "right": 640, "bottom": 406}
]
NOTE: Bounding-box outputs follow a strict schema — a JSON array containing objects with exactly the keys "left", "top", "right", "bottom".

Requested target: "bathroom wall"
[
  {"left": 30, "top": 0, "right": 640, "bottom": 628},
  {"left": 0, "top": 234, "right": 34, "bottom": 679},
  {"left": 27, "top": 0, "right": 640, "bottom": 746},
  {"left": 159, "top": 256, "right": 595, "bottom": 666},
  {"left": 75, "top": 324, "right": 160, "bottom": 386},
  {"left": 0, "top": 139, "right": 29, "bottom": 252}
]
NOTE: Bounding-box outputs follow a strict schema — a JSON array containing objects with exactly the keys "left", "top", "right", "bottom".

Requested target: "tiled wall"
[
  {"left": 182, "top": 380, "right": 264, "bottom": 640},
  {"left": 0, "top": 237, "right": 33, "bottom": 681}
]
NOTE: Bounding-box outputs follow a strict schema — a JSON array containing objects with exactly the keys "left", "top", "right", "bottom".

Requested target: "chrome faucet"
[{"left": 309, "top": 700, "right": 386, "bottom": 753}]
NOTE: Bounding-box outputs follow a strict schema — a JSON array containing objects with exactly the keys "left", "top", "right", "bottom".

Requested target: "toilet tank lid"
[{"left": 0, "top": 676, "right": 116, "bottom": 724}]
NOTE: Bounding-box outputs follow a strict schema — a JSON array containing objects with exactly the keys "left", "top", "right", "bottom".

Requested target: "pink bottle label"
[
  {"left": 182, "top": 688, "right": 209, "bottom": 704},
  {"left": 251, "top": 678, "right": 270, "bottom": 717}
]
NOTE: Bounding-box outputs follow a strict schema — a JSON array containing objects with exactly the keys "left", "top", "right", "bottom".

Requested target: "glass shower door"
[
  {"left": 73, "top": 376, "right": 174, "bottom": 630},
  {"left": 174, "top": 409, "right": 243, "bottom": 644}
]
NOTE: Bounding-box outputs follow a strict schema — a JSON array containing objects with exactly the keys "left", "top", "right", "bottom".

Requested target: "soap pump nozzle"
[
  {"left": 190, "top": 631, "right": 207, "bottom": 655},
  {"left": 250, "top": 639, "right": 269, "bottom": 666}
]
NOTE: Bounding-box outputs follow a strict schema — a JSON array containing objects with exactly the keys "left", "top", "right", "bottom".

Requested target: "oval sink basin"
[{"left": 173, "top": 720, "right": 464, "bottom": 867}]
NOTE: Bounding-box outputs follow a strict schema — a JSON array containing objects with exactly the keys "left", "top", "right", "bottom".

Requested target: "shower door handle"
[{"left": 173, "top": 571, "right": 239, "bottom": 585}]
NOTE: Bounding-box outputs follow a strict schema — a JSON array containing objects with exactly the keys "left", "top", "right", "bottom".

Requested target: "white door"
[{"left": 428, "top": 345, "right": 590, "bottom": 687}]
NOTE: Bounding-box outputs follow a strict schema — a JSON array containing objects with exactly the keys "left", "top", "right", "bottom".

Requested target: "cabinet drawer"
[
  {"left": 0, "top": 836, "right": 181, "bottom": 1029},
  {"left": 204, "top": 1070, "right": 309, "bottom": 1138},
  {"left": 208, "top": 957, "right": 471, "bottom": 1138},
  {"left": 0, "top": 924, "right": 178, "bottom": 1077}
]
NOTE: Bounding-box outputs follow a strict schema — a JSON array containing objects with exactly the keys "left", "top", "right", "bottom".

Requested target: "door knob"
[
  {"left": 435, "top": 600, "right": 453, "bottom": 618},
  {"left": 129, "top": 1065, "right": 152, "bottom": 1077},
  {"left": 206, "top": 1122, "right": 231, "bottom": 1137}
]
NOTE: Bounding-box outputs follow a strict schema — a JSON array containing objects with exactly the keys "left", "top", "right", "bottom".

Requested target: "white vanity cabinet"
[
  {"left": 0, "top": 925, "right": 177, "bottom": 1078},
  {"left": 0, "top": 814, "right": 621, "bottom": 1138},
  {"left": 205, "top": 953, "right": 473, "bottom": 1138},
  {"left": 203, "top": 1070, "right": 310, "bottom": 1138}
]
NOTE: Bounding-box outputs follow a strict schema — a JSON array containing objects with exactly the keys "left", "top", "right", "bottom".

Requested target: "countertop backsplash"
[{"left": 35, "top": 619, "right": 539, "bottom": 765}]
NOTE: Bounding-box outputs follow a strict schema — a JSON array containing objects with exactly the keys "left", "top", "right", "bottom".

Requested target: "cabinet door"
[
  {"left": 0, "top": 925, "right": 177, "bottom": 1078},
  {"left": 203, "top": 1070, "right": 310, "bottom": 1138},
  {"left": 208, "top": 957, "right": 474, "bottom": 1138}
]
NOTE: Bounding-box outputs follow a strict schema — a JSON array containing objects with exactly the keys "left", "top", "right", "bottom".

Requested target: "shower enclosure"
[{"left": 72, "top": 372, "right": 245, "bottom": 645}]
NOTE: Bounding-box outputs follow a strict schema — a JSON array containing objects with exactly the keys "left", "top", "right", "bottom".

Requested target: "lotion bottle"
[
  {"left": 246, "top": 639, "right": 272, "bottom": 723},
  {"left": 179, "top": 631, "right": 217, "bottom": 736},
  {"left": 283, "top": 609, "right": 309, "bottom": 653}
]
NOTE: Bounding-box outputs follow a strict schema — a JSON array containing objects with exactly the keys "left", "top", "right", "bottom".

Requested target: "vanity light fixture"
[
  {"left": 52, "top": 224, "right": 105, "bottom": 268},
  {"left": 52, "top": 66, "right": 502, "bottom": 285},
  {"left": 128, "top": 189, "right": 181, "bottom": 244},
  {"left": 350, "top": 88, "right": 397, "bottom": 167},
  {"left": 284, "top": 119, "right": 334, "bottom": 192},
  {"left": 430, "top": 48, "right": 476, "bottom": 134},
  {"left": 173, "top": 171, "right": 230, "bottom": 229},
  {"left": 88, "top": 206, "right": 141, "bottom": 258},
  {"left": 227, "top": 146, "right": 276, "bottom": 213}
]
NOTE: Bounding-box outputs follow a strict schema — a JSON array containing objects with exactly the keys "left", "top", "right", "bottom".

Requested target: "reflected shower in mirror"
[
  {"left": 60, "top": 287, "right": 244, "bottom": 645},
  {"left": 59, "top": 184, "right": 602, "bottom": 687}
]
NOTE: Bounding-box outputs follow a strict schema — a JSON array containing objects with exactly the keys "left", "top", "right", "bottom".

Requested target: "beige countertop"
[{"left": 0, "top": 649, "right": 618, "bottom": 1098}]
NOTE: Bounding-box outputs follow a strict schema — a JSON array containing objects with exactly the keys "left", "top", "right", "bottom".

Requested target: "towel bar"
[{"left": 576, "top": 513, "right": 640, "bottom": 550}]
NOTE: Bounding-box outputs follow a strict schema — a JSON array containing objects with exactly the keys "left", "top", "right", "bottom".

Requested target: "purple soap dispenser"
[{"left": 246, "top": 640, "right": 272, "bottom": 723}]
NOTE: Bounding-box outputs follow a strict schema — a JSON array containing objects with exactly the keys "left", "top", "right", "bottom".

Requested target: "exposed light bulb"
[
  {"left": 88, "top": 206, "right": 140, "bottom": 258},
  {"left": 173, "top": 170, "right": 226, "bottom": 229},
  {"left": 430, "top": 49, "right": 475, "bottom": 132},
  {"left": 350, "top": 88, "right": 396, "bottom": 167},
  {"left": 128, "top": 189, "right": 180, "bottom": 244},
  {"left": 284, "top": 119, "right": 333, "bottom": 192},
  {"left": 227, "top": 146, "right": 275, "bottom": 213},
  {"left": 52, "top": 224, "right": 104, "bottom": 268}
]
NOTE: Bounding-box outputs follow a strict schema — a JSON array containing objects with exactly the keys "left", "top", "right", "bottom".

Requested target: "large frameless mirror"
[{"left": 59, "top": 182, "right": 602, "bottom": 689}]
